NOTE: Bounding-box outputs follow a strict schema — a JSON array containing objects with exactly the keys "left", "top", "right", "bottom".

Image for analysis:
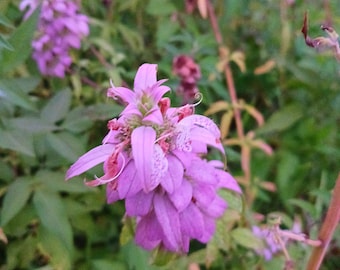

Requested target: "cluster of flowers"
[
  {"left": 20, "top": 0, "right": 89, "bottom": 77},
  {"left": 172, "top": 55, "right": 201, "bottom": 104},
  {"left": 66, "top": 64, "right": 241, "bottom": 253}
]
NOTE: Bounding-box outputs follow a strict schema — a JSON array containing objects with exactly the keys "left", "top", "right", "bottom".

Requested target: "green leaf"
[
  {"left": 288, "top": 199, "right": 317, "bottom": 218},
  {"left": 0, "top": 7, "right": 40, "bottom": 73},
  {"left": 231, "top": 228, "right": 265, "bottom": 250},
  {"left": 0, "top": 35, "right": 14, "bottom": 51},
  {"left": 0, "top": 79, "right": 36, "bottom": 111},
  {"left": 7, "top": 116, "right": 58, "bottom": 133},
  {"left": 91, "top": 260, "right": 127, "bottom": 270},
  {"left": 255, "top": 104, "right": 303, "bottom": 135},
  {"left": 0, "top": 14, "right": 13, "bottom": 28},
  {"left": 1, "top": 178, "right": 32, "bottom": 226},
  {"left": 219, "top": 189, "right": 243, "bottom": 212},
  {"left": 117, "top": 24, "right": 144, "bottom": 52},
  {"left": 0, "top": 128, "right": 35, "bottom": 156},
  {"left": 146, "top": 0, "right": 176, "bottom": 16},
  {"left": 45, "top": 132, "right": 82, "bottom": 162},
  {"left": 34, "top": 170, "right": 91, "bottom": 193},
  {"left": 38, "top": 227, "right": 72, "bottom": 270},
  {"left": 41, "top": 88, "right": 72, "bottom": 123},
  {"left": 33, "top": 190, "right": 73, "bottom": 253}
]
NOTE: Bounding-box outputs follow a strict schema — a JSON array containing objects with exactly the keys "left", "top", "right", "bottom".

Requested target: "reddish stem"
[
  {"left": 206, "top": 0, "right": 244, "bottom": 140},
  {"left": 306, "top": 172, "right": 340, "bottom": 270}
]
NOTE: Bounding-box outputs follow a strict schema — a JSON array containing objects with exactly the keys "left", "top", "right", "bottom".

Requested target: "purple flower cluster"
[
  {"left": 20, "top": 0, "right": 89, "bottom": 77},
  {"left": 172, "top": 55, "right": 201, "bottom": 104},
  {"left": 66, "top": 64, "right": 241, "bottom": 253}
]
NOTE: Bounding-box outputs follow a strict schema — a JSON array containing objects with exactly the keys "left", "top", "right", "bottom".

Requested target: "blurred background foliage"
[{"left": 0, "top": 0, "right": 339, "bottom": 269}]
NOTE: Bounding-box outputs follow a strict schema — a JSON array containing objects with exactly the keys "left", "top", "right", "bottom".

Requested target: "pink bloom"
[{"left": 66, "top": 63, "right": 241, "bottom": 253}]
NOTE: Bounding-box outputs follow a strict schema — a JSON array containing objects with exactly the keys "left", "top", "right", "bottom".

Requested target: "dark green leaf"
[
  {"left": 45, "top": 132, "right": 82, "bottom": 162},
  {"left": 255, "top": 104, "right": 303, "bottom": 135},
  {"left": 0, "top": 34, "right": 13, "bottom": 50},
  {"left": 35, "top": 170, "right": 91, "bottom": 193},
  {"left": 146, "top": 0, "right": 176, "bottom": 16},
  {"left": 1, "top": 178, "right": 32, "bottom": 226},
  {"left": 33, "top": 190, "right": 73, "bottom": 253},
  {"left": 41, "top": 88, "right": 72, "bottom": 123},
  {"left": 0, "top": 7, "right": 40, "bottom": 73},
  {"left": 0, "top": 128, "right": 35, "bottom": 156},
  {"left": 92, "top": 259, "right": 127, "bottom": 270},
  {"left": 7, "top": 116, "right": 58, "bottom": 133},
  {"left": 0, "top": 79, "right": 36, "bottom": 111},
  {"left": 231, "top": 228, "right": 265, "bottom": 250},
  {"left": 38, "top": 227, "right": 72, "bottom": 270}
]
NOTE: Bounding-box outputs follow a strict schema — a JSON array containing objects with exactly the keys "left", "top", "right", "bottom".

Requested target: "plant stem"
[{"left": 306, "top": 172, "right": 340, "bottom": 270}]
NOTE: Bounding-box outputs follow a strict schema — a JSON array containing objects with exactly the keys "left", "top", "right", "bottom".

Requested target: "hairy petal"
[
  {"left": 65, "top": 144, "right": 115, "bottom": 180},
  {"left": 131, "top": 126, "right": 157, "bottom": 192}
]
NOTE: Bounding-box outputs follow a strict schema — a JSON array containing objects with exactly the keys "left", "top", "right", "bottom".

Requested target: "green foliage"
[{"left": 0, "top": 0, "right": 339, "bottom": 269}]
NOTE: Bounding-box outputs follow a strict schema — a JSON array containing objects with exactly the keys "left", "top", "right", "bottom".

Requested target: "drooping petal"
[
  {"left": 168, "top": 180, "right": 192, "bottom": 212},
  {"left": 202, "top": 195, "right": 227, "bottom": 218},
  {"left": 154, "top": 194, "right": 183, "bottom": 252},
  {"left": 180, "top": 203, "right": 204, "bottom": 240},
  {"left": 65, "top": 144, "right": 115, "bottom": 180},
  {"left": 185, "top": 158, "right": 218, "bottom": 185},
  {"left": 160, "top": 154, "right": 184, "bottom": 194},
  {"left": 135, "top": 212, "right": 162, "bottom": 250},
  {"left": 134, "top": 64, "right": 158, "bottom": 93},
  {"left": 180, "top": 114, "right": 221, "bottom": 138},
  {"left": 193, "top": 184, "right": 216, "bottom": 207},
  {"left": 197, "top": 216, "right": 216, "bottom": 243},
  {"left": 117, "top": 160, "right": 142, "bottom": 198},
  {"left": 131, "top": 126, "right": 156, "bottom": 192},
  {"left": 190, "top": 126, "right": 225, "bottom": 154},
  {"left": 125, "top": 190, "right": 154, "bottom": 216},
  {"left": 216, "top": 170, "right": 242, "bottom": 194}
]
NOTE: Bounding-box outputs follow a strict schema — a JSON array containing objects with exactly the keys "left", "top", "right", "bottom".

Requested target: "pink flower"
[{"left": 66, "top": 63, "right": 241, "bottom": 253}]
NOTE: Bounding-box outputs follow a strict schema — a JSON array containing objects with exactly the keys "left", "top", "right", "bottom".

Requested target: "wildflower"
[
  {"left": 172, "top": 55, "right": 201, "bottom": 104},
  {"left": 20, "top": 0, "right": 89, "bottom": 77},
  {"left": 301, "top": 12, "right": 340, "bottom": 61},
  {"left": 66, "top": 63, "right": 241, "bottom": 253}
]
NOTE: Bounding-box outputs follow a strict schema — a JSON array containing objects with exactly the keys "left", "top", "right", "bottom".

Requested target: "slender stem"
[{"left": 306, "top": 172, "right": 340, "bottom": 270}]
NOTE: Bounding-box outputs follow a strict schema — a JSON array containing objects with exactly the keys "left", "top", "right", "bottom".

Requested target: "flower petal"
[
  {"left": 107, "top": 86, "right": 135, "bottom": 103},
  {"left": 154, "top": 194, "right": 183, "bottom": 252},
  {"left": 168, "top": 180, "right": 192, "bottom": 212},
  {"left": 131, "top": 126, "right": 156, "bottom": 192},
  {"left": 135, "top": 212, "right": 162, "bottom": 250},
  {"left": 125, "top": 190, "right": 154, "bottom": 216},
  {"left": 134, "top": 64, "right": 158, "bottom": 92},
  {"left": 117, "top": 160, "right": 142, "bottom": 198},
  {"left": 180, "top": 203, "right": 204, "bottom": 239},
  {"left": 106, "top": 181, "right": 120, "bottom": 204},
  {"left": 216, "top": 170, "right": 242, "bottom": 194},
  {"left": 65, "top": 144, "right": 115, "bottom": 180},
  {"left": 161, "top": 154, "right": 184, "bottom": 194}
]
